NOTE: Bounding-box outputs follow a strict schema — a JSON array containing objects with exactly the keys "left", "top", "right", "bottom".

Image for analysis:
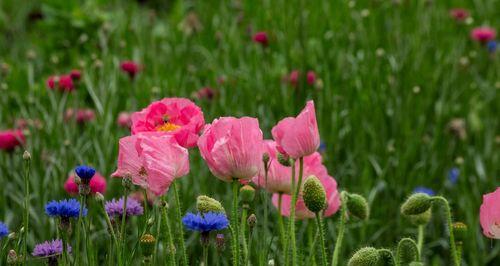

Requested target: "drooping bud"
[
  {"left": 247, "top": 214, "right": 257, "bottom": 229},
  {"left": 196, "top": 195, "right": 225, "bottom": 214},
  {"left": 140, "top": 234, "right": 156, "bottom": 257},
  {"left": 400, "top": 193, "right": 433, "bottom": 216},
  {"left": 377, "top": 249, "right": 396, "bottom": 265},
  {"left": 302, "top": 176, "right": 326, "bottom": 213},
  {"left": 346, "top": 193, "right": 370, "bottom": 220},
  {"left": 240, "top": 185, "right": 256, "bottom": 205},
  {"left": 405, "top": 208, "right": 432, "bottom": 226},
  {"left": 216, "top": 233, "right": 225, "bottom": 251},
  {"left": 452, "top": 222, "right": 467, "bottom": 243},
  {"left": 23, "top": 150, "right": 31, "bottom": 160},
  {"left": 348, "top": 247, "right": 380, "bottom": 266},
  {"left": 94, "top": 192, "right": 104, "bottom": 202},
  {"left": 277, "top": 153, "right": 293, "bottom": 167},
  {"left": 397, "top": 238, "right": 419, "bottom": 265}
]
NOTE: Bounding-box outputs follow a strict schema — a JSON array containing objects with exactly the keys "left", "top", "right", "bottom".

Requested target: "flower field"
[{"left": 0, "top": 0, "right": 498, "bottom": 265}]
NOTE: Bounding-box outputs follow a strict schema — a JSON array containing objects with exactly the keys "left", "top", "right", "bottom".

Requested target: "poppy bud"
[
  {"left": 240, "top": 185, "right": 256, "bottom": 205},
  {"left": 397, "top": 238, "right": 419, "bottom": 264},
  {"left": 140, "top": 234, "right": 156, "bottom": 257},
  {"left": 401, "top": 193, "right": 433, "bottom": 216},
  {"left": 196, "top": 195, "right": 225, "bottom": 214},
  {"left": 346, "top": 193, "right": 370, "bottom": 220},
  {"left": 453, "top": 222, "right": 467, "bottom": 243},
  {"left": 303, "top": 176, "right": 326, "bottom": 213},
  {"left": 7, "top": 250, "right": 17, "bottom": 265},
  {"left": 277, "top": 153, "right": 293, "bottom": 167},
  {"left": 405, "top": 208, "right": 432, "bottom": 226},
  {"left": 94, "top": 192, "right": 104, "bottom": 202},
  {"left": 247, "top": 214, "right": 257, "bottom": 229},
  {"left": 348, "top": 247, "right": 380, "bottom": 266},
  {"left": 23, "top": 150, "right": 31, "bottom": 160},
  {"left": 216, "top": 233, "right": 225, "bottom": 251}
]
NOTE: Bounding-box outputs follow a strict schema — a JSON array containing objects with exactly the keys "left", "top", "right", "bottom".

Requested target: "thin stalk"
[
  {"left": 432, "top": 196, "right": 459, "bottom": 266},
  {"left": 231, "top": 180, "right": 240, "bottom": 266},
  {"left": 61, "top": 226, "right": 69, "bottom": 266},
  {"left": 120, "top": 189, "right": 129, "bottom": 263},
  {"left": 22, "top": 154, "right": 30, "bottom": 266},
  {"left": 173, "top": 181, "right": 188, "bottom": 266},
  {"left": 315, "top": 213, "right": 327, "bottom": 266},
  {"left": 240, "top": 207, "right": 248, "bottom": 263},
  {"left": 289, "top": 157, "right": 304, "bottom": 266},
  {"left": 247, "top": 224, "right": 253, "bottom": 266},
  {"left": 229, "top": 225, "right": 238, "bottom": 266},
  {"left": 457, "top": 243, "right": 463, "bottom": 265},
  {"left": 153, "top": 207, "right": 161, "bottom": 266},
  {"left": 417, "top": 225, "right": 424, "bottom": 260},
  {"left": 331, "top": 191, "right": 347, "bottom": 266},
  {"left": 307, "top": 226, "right": 319, "bottom": 264},
  {"left": 142, "top": 189, "right": 149, "bottom": 221},
  {"left": 161, "top": 198, "right": 175, "bottom": 266},
  {"left": 203, "top": 245, "right": 208, "bottom": 266},
  {"left": 285, "top": 159, "right": 296, "bottom": 266},
  {"left": 75, "top": 195, "right": 85, "bottom": 265},
  {"left": 277, "top": 193, "right": 287, "bottom": 261}
]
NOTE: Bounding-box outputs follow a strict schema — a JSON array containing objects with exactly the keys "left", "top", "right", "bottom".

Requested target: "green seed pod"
[
  {"left": 405, "top": 208, "right": 432, "bottom": 226},
  {"left": 348, "top": 247, "right": 380, "bottom": 266},
  {"left": 397, "top": 238, "right": 419, "bottom": 265},
  {"left": 303, "top": 176, "right": 326, "bottom": 213},
  {"left": 140, "top": 234, "right": 156, "bottom": 257},
  {"left": 452, "top": 222, "right": 467, "bottom": 243},
  {"left": 196, "top": 195, "right": 225, "bottom": 214},
  {"left": 400, "top": 193, "right": 433, "bottom": 216},
  {"left": 346, "top": 193, "right": 370, "bottom": 220},
  {"left": 240, "top": 185, "right": 256, "bottom": 204},
  {"left": 277, "top": 153, "right": 293, "bottom": 167}
]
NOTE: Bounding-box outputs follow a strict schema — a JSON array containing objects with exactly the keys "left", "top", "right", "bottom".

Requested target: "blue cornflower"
[
  {"left": 45, "top": 199, "right": 87, "bottom": 218},
  {"left": 447, "top": 168, "right": 460, "bottom": 184},
  {"left": 413, "top": 186, "right": 435, "bottom": 196},
  {"left": 318, "top": 141, "right": 327, "bottom": 154},
  {"left": 182, "top": 212, "right": 229, "bottom": 232},
  {"left": 0, "top": 222, "right": 8, "bottom": 238},
  {"left": 75, "top": 165, "right": 96, "bottom": 181},
  {"left": 487, "top": 41, "right": 497, "bottom": 53}
]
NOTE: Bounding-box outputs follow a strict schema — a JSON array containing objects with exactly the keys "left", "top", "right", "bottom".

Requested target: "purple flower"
[
  {"left": 105, "top": 197, "right": 143, "bottom": 218},
  {"left": 32, "top": 239, "right": 71, "bottom": 257},
  {"left": 413, "top": 186, "right": 435, "bottom": 196}
]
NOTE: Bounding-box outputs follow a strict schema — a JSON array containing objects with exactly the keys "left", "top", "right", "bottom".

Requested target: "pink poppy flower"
[
  {"left": 471, "top": 27, "right": 497, "bottom": 44},
  {"left": 70, "top": 69, "right": 82, "bottom": 81},
  {"left": 117, "top": 112, "right": 132, "bottom": 128},
  {"left": 58, "top": 75, "right": 74, "bottom": 91},
  {"left": 198, "top": 117, "right": 264, "bottom": 182},
  {"left": 271, "top": 100, "right": 320, "bottom": 159},
  {"left": 46, "top": 76, "right": 57, "bottom": 90},
  {"left": 130, "top": 190, "right": 157, "bottom": 206},
  {"left": 131, "top": 98, "right": 205, "bottom": 148},
  {"left": 289, "top": 70, "right": 300, "bottom": 87},
  {"left": 306, "top": 71, "right": 316, "bottom": 86},
  {"left": 253, "top": 140, "right": 329, "bottom": 194},
  {"left": 253, "top": 31, "right": 269, "bottom": 47},
  {"left": 0, "top": 129, "right": 25, "bottom": 151},
  {"left": 112, "top": 133, "right": 189, "bottom": 196},
  {"left": 120, "top": 60, "right": 141, "bottom": 79},
  {"left": 64, "top": 172, "right": 107, "bottom": 196},
  {"left": 272, "top": 174, "right": 340, "bottom": 219},
  {"left": 449, "top": 8, "right": 469, "bottom": 22},
  {"left": 480, "top": 187, "right": 500, "bottom": 239},
  {"left": 65, "top": 108, "right": 95, "bottom": 124}
]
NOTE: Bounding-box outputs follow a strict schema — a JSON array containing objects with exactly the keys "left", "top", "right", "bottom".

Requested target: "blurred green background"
[{"left": 0, "top": 0, "right": 498, "bottom": 265}]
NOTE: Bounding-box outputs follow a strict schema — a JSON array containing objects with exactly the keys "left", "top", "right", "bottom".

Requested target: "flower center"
[{"left": 155, "top": 122, "right": 181, "bottom": 132}]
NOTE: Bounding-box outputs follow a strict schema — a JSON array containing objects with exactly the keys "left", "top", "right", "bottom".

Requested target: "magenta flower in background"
[
  {"left": 449, "top": 8, "right": 469, "bottom": 22},
  {"left": 64, "top": 172, "right": 107, "bottom": 196},
  {"left": 117, "top": 112, "right": 132, "bottom": 128},
  {"left": 58, "top": 74, "right": 74, "bottom": 91},
  {"left": 253, "top": 31, "right": 269, "bottom": 47},
  {"left": 0, "top": 129, "right": 25, "bottom": 151},
  {"left": 198, "top": 117, "right": 264, "bottom": 182},
  {"left": 272, "top": 100, "right": 320, "bottom": 159},
  {"left": 112, "top": 133, "right": 189, "bottom": 196},
  {"left": 120, "top": 60, "right": 141, "bottom": 79},
  {"left": 288, "top": 70, "right": 300, "bottom": 87},
  {"left": 105, "top": 197, "right": 144, "bottom": 219},
  {"left": 306, "top": 71, "right": 316, "bottom": 86},
  {"left": 193, "top": 87, "right": 216, "bottom": 101},
  {"left": 46, "top": 76, "right": 57, "bottom": 90},
  {"left": 69, "top": 69, "right": 82, "bottom": 81},
  {"left": 64, "top": 108, "right": 95, "bottom": 124},
  {"left": 480, "top": 187, "right": 500, "bottom": 239},
  {"left": 471, "top": 27, "right": 497, "bottom": 44},
  {"left": 131, "top": 97, "right": 205, "bottom": 148}
]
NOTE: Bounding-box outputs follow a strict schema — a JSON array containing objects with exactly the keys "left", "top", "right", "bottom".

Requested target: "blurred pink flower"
[
  {"left": 15, "top": 118, "right": 42, "bottom": 130},
  {"left": 131, "top": 98, "right": 205, "bottom": 148},
  {"left": 58, "top": 75, "right": 74, "bottom": 91},
  {"left": 112, "top": 133, "right": 189, "bottom": 196},
  {"left": 306, "top": 71, "right": 316, "bottom": 86},
  {"left": 198, "top": 117, "right": 264, "bottom": 182},
  {"left": 253, "top": 31, "right": 269, "bottom": 47},
  {"left": 65, "top": 108, "right": 95, "bottom": 124},
  {"left": 480, "top": 187, "right": 500, "bottom": 239},
  {"left": 46, "top": 76, "right": 57, "bottom": 90},
  {"left": 69, "top": 69, "right": 82, "bottom": 81},
  {"left": 120, "top": 60, "right": 141, "bottom": 79},
  {"left": 64, "top": 172, "right": 107, "bottom": 196},
  {"left": 253, "top": 140, "right": 329, "bottom": 194},
  {"left": 130, "top": 190, "right": 157, "bottom": 206},
  {"left": 471, "top": 27, "right": 497, "bottom": 44},
  {"left": 289, "top": 70, "right": 300, "bottom": 87},
  {"left": 449, "top": 8, "right": 469, "bottom": 22},
  {"left": 0, "top": 129, "right": 25, "bottom": 151},
  {"left": 272, "top": 174, "right": 340, "bottom": 219},
  {"left": 193, "top": 87, "right": 216, "bottom": 101},
  {"left": 272, "top": 101, "right": 320, "bottom": 159},
  {"left": 117, "top": 112, "right": 132, "bottom": 128}
]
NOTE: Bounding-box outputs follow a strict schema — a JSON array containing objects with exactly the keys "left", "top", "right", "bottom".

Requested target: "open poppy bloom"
[{"left": 480, "top": 187, "right": 500, "bottom": 239}]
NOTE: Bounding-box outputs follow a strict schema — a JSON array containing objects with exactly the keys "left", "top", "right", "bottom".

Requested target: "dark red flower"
[
  {"left": 0, "top": 129, "right": 25, "bottom": 151},
  {"left": 306, "top": 71, "right": 316, "bottom": 86},
  {"left": 58, "top": 75, "right": 74, "bottom": 91},
  {"left": 120, "top": 61, "right": 141, "bottom": 79},
  {"left": 47, "top": 76, "right": 57, "bottom": 90},
  {"left": 253, "top": 32, "right": 269, "bottom": 47},
  {"left": 70, "top": 69, "right": 82, "bottom": 81},
  {"left": 449, "top": 8, "right": 469, "bottom": 22},
  {"left": 289, "top": 70, "right": 300, "bottom": 87}
]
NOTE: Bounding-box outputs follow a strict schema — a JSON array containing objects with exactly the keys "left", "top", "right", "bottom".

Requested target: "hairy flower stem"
[
  {"left": 277, "top": 193, "right": 287, "bottom": 261},
  {"left": 247, "top": 224, "right": 253, "bottom": 266},
  {"left": 288, "top": 157, "right": 304, "bottom": 266},
  {"left": 457, "top": 243, "right": 463, "bottom": 265},
  {"left": 22, "top": 154, "right": 30, "bottom": 266},
  {"left": 173, "top": 181, "right": 188, "bottom": 266},
  {"left": 331, "top": 191, "right": 347, "bottom": 266},
  {"left": 100, "top": 200, "right": 119, "bottom": 251},
  {"left": 315, "top": 213, "right": 328, "bottom": 266},
  {"left": 202, "top": 245, "right": 208, "bottom": 266},
  {"left": 161, "top": 198, "right": 175, "bottom": 266},
  {"left": 231, "top": 180, "right": 240, "bottom": 266},
  {"left": 61, "top": 226, "right": 69, "bottom": 266},
  {"left": 417, "top": 225, "right": 424, "bottom": 260},
  {"left": 120, "top": 189, "right": 129, "bottom": 263},
  {"left": 432, "top": 196, "right": 459, "bottom": 266},
  {"left": 75, "top": 195, "right": 86, "bottom": 265},
  {"left": 240, "top": 207, "right": 248, "bottom": 263}
]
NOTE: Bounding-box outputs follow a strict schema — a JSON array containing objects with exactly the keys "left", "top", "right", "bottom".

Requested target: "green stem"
[
  {"left": 307, "top": 226, "right": 319, "bottom": 264},
  {"left": 229, "top": 225, "right": 238, "bottom": 266},
  {"left": 75, "top": 195, "right": 85, "bottom": 265},
  {"left": 432, "top": 196, "right": 459, "bottom": 266},
  {"left": 284, "top": 159, "right": 296, "bottom": 266},
  {"left": 417, "top": 225, "right": 424, "bottom": 260},
  {"left": 203, "top": 245, "right": 208, "bottom": 266},
  {"left": 61, "top": 226, "right": 69, "bottom": 266},
  {"left": 100, "top": 199, "right": 119, "bottom": 249},
  {"left": 161, "top": 198, "right": 175, "bottom": 266},
  {"left": 241, "top": 207, "right": 248, "bottom": 264},
  {"left": 331, "top": 191, "right": 347, "bottom": 266},
  {"left": 457, "top": 243, "right": 463, "bottom": 265},
  {"left": 277, "top": 193, "right": 287, "bottom": 262},
  {"left": 231, "top": 180, "right": 240, "bottom": 266},
  {"left": 247, "top": 224, "right": 253, "bottom": 266},
  {"left": 120, "top": 189, "right": 129, "bottom": 263},
  {"left": 22, "top": 155, "right": 30, "bottom": 266},
  {"left": 315, "top": 213, "right": 328, "bottom": 266},
  {"left": 173, "top": 181, "right": 188, "bottom": 266},
  {"left": 289, "top": 157, "right": 304, "bottom": 266}
]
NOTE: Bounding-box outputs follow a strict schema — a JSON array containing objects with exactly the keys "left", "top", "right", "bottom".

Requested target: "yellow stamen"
[{"left": 156, "top": 122, "right": 181, "bottom": 132}]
